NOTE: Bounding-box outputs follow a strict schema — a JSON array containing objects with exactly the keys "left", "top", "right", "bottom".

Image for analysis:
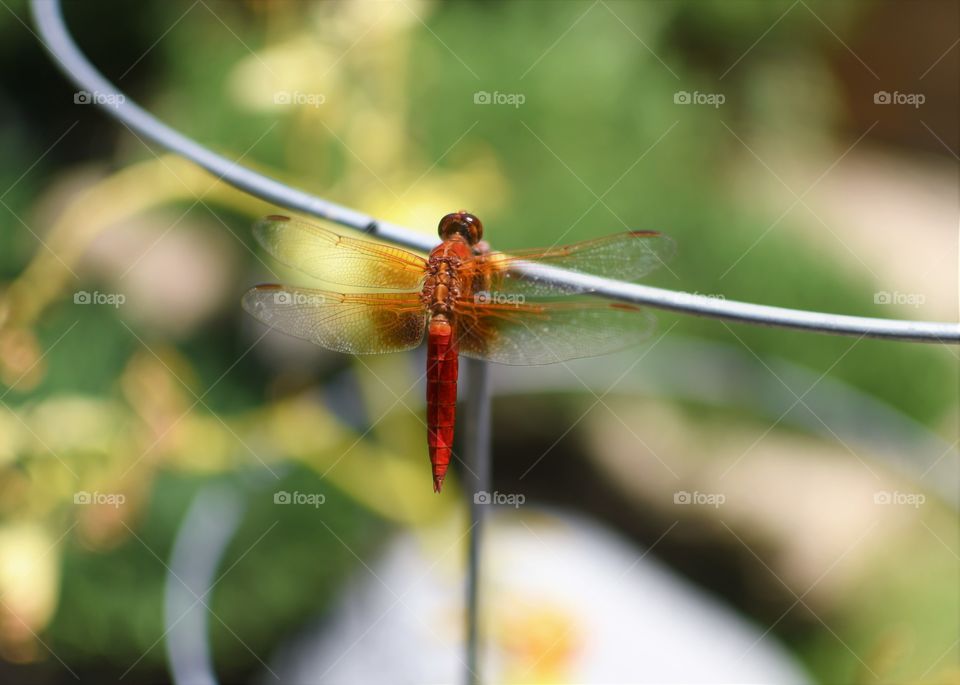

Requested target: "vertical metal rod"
[{"left": 462, "top": 358, "right": 492, "bottom": 685}]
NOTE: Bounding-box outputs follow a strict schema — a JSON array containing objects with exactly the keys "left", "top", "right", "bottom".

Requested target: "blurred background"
[{"left": 0, "top": 0, "right": 957, "bottom": 683}]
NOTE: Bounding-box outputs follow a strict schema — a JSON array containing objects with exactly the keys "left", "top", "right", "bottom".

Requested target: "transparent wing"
[
  {"left": 242, "top": 285, "right": 427, "bottom": 354},
  {"left": 453, "top": 297, "right": 656, "bottom": 365},
  {"left": 461, "top": 231, "right": 673, "bottom": 298},
  {"left": 254, "top": 215, "right": 428, "bottom": 290}
]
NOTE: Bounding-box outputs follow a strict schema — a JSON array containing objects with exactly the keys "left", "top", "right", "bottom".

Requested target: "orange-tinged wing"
[
  {"left": 462, "top": 231, "right": 673, "bottom": 298},
  {"left": 453, "top": 297, "right": 656, "bottom": 365},
  {"left": 254, "top": 215, "right": 428, "bottom": 290},
  {"left": 242, "top": 285, "right": 427, "bottom": 354}
]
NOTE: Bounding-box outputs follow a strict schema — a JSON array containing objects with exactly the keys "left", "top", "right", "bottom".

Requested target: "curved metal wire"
[
  {"left": 29, "top": 0, "right": 959, "bottom": 344},
  {"left": 165, "top": 485, "right": 245, "bottom": 685}
]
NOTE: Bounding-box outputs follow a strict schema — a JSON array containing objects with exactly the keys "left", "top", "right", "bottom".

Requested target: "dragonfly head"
[{"left": 438, "top": 211, "right": 483, "bottom": 245}]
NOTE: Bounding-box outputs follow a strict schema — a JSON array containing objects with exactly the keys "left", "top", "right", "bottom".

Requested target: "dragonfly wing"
[
  {"left": 462, "top": 231, "right": 674, "bottom": 298},
  {"left": 243, "top": 285, "right": 427, "bottom": 354},
  {"left": 254, "top": 215, "right": 428, "bottom": 290},
  {"left": 453, "top": 297, "right": 657, "bottom": 365}
]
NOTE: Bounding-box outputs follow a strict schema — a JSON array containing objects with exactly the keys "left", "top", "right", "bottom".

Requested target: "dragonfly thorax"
[{"left": 423, "top": 239, "right": 472, "bottom": 315}]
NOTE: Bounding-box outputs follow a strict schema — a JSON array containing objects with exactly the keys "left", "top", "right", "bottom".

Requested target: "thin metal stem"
[
  {"left": 29, "top": 0, "right": 960, "bottom": 344},
  {"left": 462, "top": 359, "right": 491, "bottom": 685}
]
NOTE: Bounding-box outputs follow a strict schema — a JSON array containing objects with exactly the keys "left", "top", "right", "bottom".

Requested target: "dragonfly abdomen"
[{"left": 426, "top": 314, "right": 458, "bottom": 493}]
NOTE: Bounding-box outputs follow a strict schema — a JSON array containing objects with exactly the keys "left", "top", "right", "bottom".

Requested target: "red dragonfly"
[{"left": 243, "top": 211, "right": 671, "bottom": 492}]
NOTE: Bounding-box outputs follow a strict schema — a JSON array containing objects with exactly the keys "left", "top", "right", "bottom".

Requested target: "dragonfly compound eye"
[{"left": 438, "top": 211, "right": 483, "bottom": 244}]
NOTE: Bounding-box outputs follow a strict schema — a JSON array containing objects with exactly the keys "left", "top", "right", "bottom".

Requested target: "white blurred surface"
[{"left": 269, "top": 509, "right": 810, "bottom": 684}]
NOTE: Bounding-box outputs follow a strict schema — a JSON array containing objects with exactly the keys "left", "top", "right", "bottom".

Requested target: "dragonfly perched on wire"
[{"left": 242, "top": 211, "right": 673, "bottom": 492}]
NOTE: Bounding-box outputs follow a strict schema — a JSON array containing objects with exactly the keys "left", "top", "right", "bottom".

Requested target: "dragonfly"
[{"left": 242, "top": 211, "right": 672, "bottom": 493}]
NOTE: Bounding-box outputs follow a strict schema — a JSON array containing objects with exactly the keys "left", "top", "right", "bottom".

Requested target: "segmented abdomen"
[{"left": 426, "top": 316, "right": 458, "bottom": 492}]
